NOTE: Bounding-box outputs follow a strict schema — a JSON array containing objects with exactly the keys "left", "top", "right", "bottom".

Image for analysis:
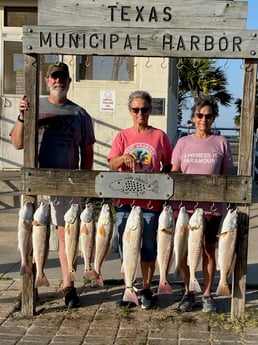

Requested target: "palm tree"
[
  {"left": 178, "top": 58, "right": 233, "bottom": 124},
  {"left": 234, "top": 83, "right": 258, "bottom": 132}
]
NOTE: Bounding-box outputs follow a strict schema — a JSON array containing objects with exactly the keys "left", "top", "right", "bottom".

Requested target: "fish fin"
[
  {"left": 20, "top": 264, "right": 32, "bottom": 276},
  {"left": 80, "top": 223, "right": 88, "bottom": 234},
  {"left": 92, "top": 274, "right": 104, "bottom": 287},
  {"left": 180, "top": 225, "right": 186, "bottom": 235},
  {"left": 84, "top": 269, "right": 99, "bottom": 280},
  {"left": 98, "top": 225, "right": 106, "bottom": 237},
  {"left": 216, "top": 281, "right": 231, "bottom": 296},
  {"left": 34, "top": 274, "right": 50, "bottom": 288},
  {"left": 189, "top": 277, "right": 201, "bottom": 293},
  {"left": 158, "top": 280, "right": 173, "bottom": 295},
  {"left": 123, "top": 287, "right": 139, "bottom": 305},
  {"left": 68, "top": 269, "right": 78, "bottom": 282},
  {"left": 227, "top": 253, "right": 237, "bottom": 277}
]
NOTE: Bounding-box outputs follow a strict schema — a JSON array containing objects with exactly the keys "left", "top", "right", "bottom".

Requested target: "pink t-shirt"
[
  {"left": 108, "top": 126, "right": 173, "bottom": 210},
  {"left": 171, "top": 134, "right": 233, "bottom": 215}
]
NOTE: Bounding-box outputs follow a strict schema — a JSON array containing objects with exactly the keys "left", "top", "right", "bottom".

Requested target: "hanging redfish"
[
  {"left": 187, "top": 208, "right": 205, "bottom": 293},
  {"left": 216, "top": 208, "right": 238, "bottom": 296},
  {"left": 32, "top": 201, "right": 50, "bottom": 288},
  {"left": 64, "top": 203, "right": 80, "bottom": 282},
  {"left": 79, "top": 203, "right": 97, "bottom": 280},
  {"left": 173, "top": 206, "right": 189, "bottom": 277},
  {"left": 157, "top": 205, "right": 175, "bottom": 294},
  {"left": 94, "top": 203, "right": 113, "bottom": 287},
  {"left": 18, "top": 201, "right": 34, "bottom": 275},
  {"left": 122, "top": 206, "right": 143, "bottom": 305}
]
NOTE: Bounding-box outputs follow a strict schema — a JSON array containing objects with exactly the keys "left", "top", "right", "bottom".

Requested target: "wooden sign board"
[
  {"left": 38, "top": 0, "right": 247, "bottom": 29},
  {"left": 23, "top": 26, "right": 258, "bottom": 59}
]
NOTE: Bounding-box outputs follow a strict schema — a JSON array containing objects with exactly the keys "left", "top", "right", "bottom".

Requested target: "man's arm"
[{"left": 80, "top": 144, "right": 94, "bottom": 170}]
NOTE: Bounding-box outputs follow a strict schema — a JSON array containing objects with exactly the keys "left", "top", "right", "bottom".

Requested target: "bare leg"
[
  {"left": 181, "top": 255, "right": 191, "bottom": 293},
  {"left": 56, "top": 226, "right": 74, "bottom": 288},
  {"left": 141, "top": 260, "right": 155, "bottom": 289},
  {"left": 202, "top": 242, "right": 216, "bottom": 296}
]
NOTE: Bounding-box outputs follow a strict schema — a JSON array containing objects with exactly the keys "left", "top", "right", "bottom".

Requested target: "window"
[
  {"left": 77, "top": 56, "right": 134, "bottom": 81},
  {"left": 3, "top": 42, "right": 58, "bottom": 95},
  {"left": 4, "top": 7, "right": 37, "bottom": 26}
]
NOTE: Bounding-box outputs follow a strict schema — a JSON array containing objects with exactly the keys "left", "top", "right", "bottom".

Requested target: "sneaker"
[
  {"left": 178, "top": 293, "right": 196, "bottom": 312},
  {"left": 62, "top": 287, "right": 81, "bottom": 308},
  {"left": 202, "top": 294, "right": 216, "bottom": 313},
  {"left": 14, "top": 289, "right": 39, "bottom": 310},
  {"left": 139, "top": 288, "right": 154, "bottom": 310}
]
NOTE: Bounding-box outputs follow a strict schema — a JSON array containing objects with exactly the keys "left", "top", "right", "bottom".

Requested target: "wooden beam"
[
  {"left": 22, "top": 54, "right": 40, "bottom": 316},
  {"left": 23, "top": 26, "right": 258, "bottom": 59},
  {"left": 231, "top": 60, "right": 258, "bottom": 321},
  {"left": 20, "top": 168, "right": 252, "bottom": 204}
]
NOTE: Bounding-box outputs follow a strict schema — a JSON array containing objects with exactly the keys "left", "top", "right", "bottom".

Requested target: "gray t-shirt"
[{"left": 38, "top": 98, "right": 95, "bottom": 169}]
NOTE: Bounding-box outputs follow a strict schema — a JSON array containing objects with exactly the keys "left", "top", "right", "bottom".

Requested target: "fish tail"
[
  {"left": 68, "top": 269, "right": 78, "bottom": 282},
  {"left": 189, "top": 277, "right": 201, "bottom": 292},
  {"left": 92, "top": 274, "right": 104, "bottom": 287},
  {"left": 123, "top": 287, "right": 139, "bottom": 305},
  {"left": 84, "top": 269, "right": 99, "bottom": 280},
  {"left": 158, "top": 280, "right": 173, "bottom": 295},
  {"left": 216, "top": 281, "right": 231, "bottom": 296},
  {"left": 20, "top": 264, "right": 33, "bottom": 276},
  {"left": 35, "top": 274, "right": 50, "bottom": 288}
]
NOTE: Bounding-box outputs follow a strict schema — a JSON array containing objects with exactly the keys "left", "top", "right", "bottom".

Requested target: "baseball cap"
[{"left": 46, "top": 62, "right": 70, "bottom": 78}]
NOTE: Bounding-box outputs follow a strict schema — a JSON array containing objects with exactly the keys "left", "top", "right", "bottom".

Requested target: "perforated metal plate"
[{"left": 95, "top": 172, "right": 174, "bottom": 200}]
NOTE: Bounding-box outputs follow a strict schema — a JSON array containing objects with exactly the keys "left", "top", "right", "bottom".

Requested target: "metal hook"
[
  {"left": 194, "top": 201, "right": 199, "bottom": 210},
  {"left": 85, "top": 56, "right": 90, "bottom": 67},
  {"left": 100, "top": 57, "right": 106, "bottom": 67},
  {"left": 53, "top": 197, "right": 60, "bottom": 206},
  {"left": 130, "top": 199, "right": 135, "bottom": 208},
  {"left": 161, "top": 58, "right": 167, "bottom": 69},
  {"left": 176, "top": 58, "right": 184, "bottom": 70},
  {"left": 178, "top": 201, "right": 183, "bottom": 209},
  {"left": 145, "top": 58, "right": 152, "bottom": 68},
  {"left": 116, "top": 199, "right": 123, "bottom": 208},
  {"left": 223, "top": 59, "right": 229, "bottom": 70},
  {"left": 210, "top": 202, "right": 217, "bottom": 213},
  {"left": 70, "top": 198, "right": 74, "bottom": 205},
  {"left": 147, "top": 200, "right": 153, "bottom": 210}
]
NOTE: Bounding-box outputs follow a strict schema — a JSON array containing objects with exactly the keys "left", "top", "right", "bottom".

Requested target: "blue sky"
[{"left": 182, "top": 0, "right": 257, "bottom": 131}]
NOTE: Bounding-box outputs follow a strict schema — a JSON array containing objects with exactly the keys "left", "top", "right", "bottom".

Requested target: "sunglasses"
[
  {"left": 131, "top": 107, "right": 150, "bottom": 114},
  {"left": 195, "top": 113, "right": 213, "bottom": 120}
]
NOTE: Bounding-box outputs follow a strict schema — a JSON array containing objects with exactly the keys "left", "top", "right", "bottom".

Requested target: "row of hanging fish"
[
  {"left": 155, "top": 205, "right": 238, "bottom": 297},
  {"left": 17, "top": 201, "right": 114, "bottom": 289}
]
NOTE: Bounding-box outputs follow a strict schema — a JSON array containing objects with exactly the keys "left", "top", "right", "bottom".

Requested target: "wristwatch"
[{"left": 17, "top": 113, "right": 24, "bottom": 123}]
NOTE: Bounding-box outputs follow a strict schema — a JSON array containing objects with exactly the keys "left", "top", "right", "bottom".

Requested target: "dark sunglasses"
[
  {"left": 131, "top": 107, "right": 150, "bottom": 114},
  {"left": 195, "top": 113, "right": 213, "bottom": 120}
]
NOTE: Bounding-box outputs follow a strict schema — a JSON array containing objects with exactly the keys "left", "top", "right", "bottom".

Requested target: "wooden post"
[
  {"left": 21, "top": 54, "right": 40, "bottom": 316},
  {"left": 231, "top": 59, "right": 258, "bottom": 321}
]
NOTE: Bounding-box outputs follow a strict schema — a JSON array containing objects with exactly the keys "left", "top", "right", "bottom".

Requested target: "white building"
[{"left": 0, "top": 0, "right": 178, "bottom": 172}]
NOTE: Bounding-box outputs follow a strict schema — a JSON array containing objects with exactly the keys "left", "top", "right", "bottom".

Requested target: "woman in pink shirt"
[
  {"left": 171, "top": 95, "right": 233, "bottom": 313},
  {"left": 108, "top": 90, "right": 173, "bottom": 309}
]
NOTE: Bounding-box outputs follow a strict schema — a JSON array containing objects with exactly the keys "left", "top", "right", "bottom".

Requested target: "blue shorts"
[{"left": 115, "top": 205, "right": 159, "bottom": 262}]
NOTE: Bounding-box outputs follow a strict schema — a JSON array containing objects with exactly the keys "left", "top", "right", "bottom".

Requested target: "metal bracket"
[{"left": 95, "top": 172, "right": 174, "bottom": 200}]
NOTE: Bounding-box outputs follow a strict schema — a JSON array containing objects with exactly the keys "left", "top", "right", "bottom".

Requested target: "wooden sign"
[
  {"left": 23, "top": 26, "right": 258, "bottom": 59},
  {"left": 38, "top": 0, "right": 247, "bottom": 29}
]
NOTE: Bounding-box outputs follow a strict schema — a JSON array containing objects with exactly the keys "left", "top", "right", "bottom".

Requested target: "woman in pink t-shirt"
[
  {"left": 171, "top": 95, "right": 233, "bottom": 313},
  {"left": 108, "top": 90, "right": 173, "bottom": 309}
]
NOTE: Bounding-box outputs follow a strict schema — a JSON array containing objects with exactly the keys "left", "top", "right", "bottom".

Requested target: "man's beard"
[{"left": 49, "top": 85, "right": 68, "bottom": 100}]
